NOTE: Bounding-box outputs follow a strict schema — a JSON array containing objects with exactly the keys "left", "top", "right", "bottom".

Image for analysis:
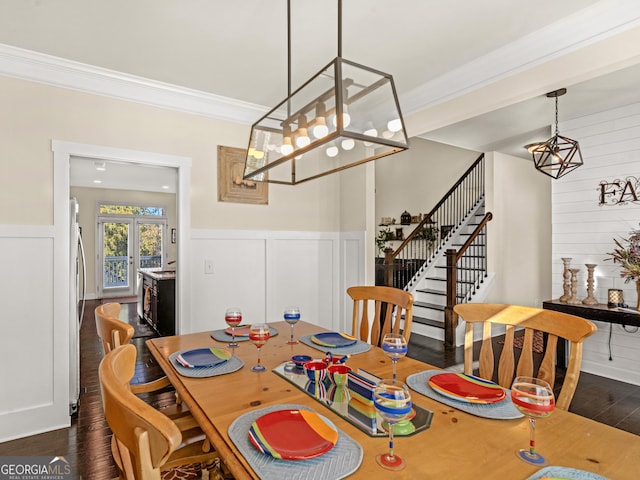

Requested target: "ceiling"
[{"left": 3, "top": 0, "right": 640, "bottom": 188}]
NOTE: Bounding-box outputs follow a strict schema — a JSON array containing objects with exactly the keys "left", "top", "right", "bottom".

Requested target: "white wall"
[
  {"left": 187, "top": 230, "right": 364, "bottom": 336},
  {"left": 0, "top": 75, "right": 360, "bottom": 441},
  {"left": 375, "top": 137, "right": 480, "bottom": 251},
  {"left": 484, "top": 152, "right": 553, "bottom": 306},
  {"left": 552, "top": 102, "right": 640, "bottom": 386}
]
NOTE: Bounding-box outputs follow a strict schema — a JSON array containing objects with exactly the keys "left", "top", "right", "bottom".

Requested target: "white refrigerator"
[{"left": 69, "top": 197, "right": 86, "bottom": 415}]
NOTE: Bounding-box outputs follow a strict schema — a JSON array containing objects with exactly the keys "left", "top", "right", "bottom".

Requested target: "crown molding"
[
  {"left": 401, "top": 0, "right": 640, "bottom": 117},
  {"left": 0, "top": 43, "right": 268, "bottom": 125}
]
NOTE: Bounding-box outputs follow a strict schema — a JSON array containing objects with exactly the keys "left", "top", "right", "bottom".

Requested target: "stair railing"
[
  {"left": 381, "top": 153, "right": 485, "bottom": 289},
  {"left": 443, "top": 211, "right": 493, "bottom": 349}
]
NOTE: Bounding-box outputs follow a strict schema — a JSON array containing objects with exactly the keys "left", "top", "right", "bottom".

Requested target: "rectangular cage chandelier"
[{"left": 243, "top": 0, "right": 409, "bottom": 185}]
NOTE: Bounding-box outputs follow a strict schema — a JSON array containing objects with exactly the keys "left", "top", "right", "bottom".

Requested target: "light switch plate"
[{"left": 204, "top": 259, "right": 214, "bottom": 274}]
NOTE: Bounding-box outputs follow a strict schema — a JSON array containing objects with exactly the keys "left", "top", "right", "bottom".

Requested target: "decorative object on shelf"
[
  {"left": 380, "top": 217, "right": 392, "bottom": 226},
  {"left": 416, "top": 225, "right": 438, "bottom": 245},
  {"left": 242, "top": 0, "right": 409, "bottom": 186},
  {"left": 607, "top": 225, "right": 640, "bottom": 310},
  {"left": 400, "top": 211, "right": 412, "bottom": 225},
  {"left": 582, "top": 264, "right": 598, "bottom": 305},
  {"left": 559, "top": 258, "right": 572, "bottom": 303},
  {"left": 524, "top": 88, "right": 583, "bottom": 179},
  {"left": 218, "top": 145, "right": 268, "bottom": 204},
  {"left": 376, "top": 227, "right": 395, "bottom": 255},
  {"left": 607, "top": 289, "right": 624, "bottom": 308},
  {"left": 395, "top": 228, "right": 404, "bottom": 241},
  {"left": 566, "top": 268, "right": 582, "bottom": 305}
]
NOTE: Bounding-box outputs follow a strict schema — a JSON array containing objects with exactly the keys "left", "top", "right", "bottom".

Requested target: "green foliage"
[{"left": 376, "top": 227, "right": 395, "bottom": 254}]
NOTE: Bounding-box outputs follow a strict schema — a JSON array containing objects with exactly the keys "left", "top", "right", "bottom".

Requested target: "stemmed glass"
[
  {"left": 224, "top": 307, "right": 242, "bottom": 348},
  {"left": 510, "top": 376, "right": 555, "bottom": 466},
  {"left": 284, "top": 306, "right": 301, "bottom": 345},
  {"left": 373, "top": 379, "right": 412, "bottom": 471},
  {"left": 381, "top": 333, "right": 408, "bottom": 384},
  {"left": 248, "top": 323, "right": 271, "bottom": 372}
]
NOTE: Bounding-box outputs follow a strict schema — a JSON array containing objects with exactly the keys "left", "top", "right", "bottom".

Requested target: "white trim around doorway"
[{"left": 52, "top": 143, "right": 192, "bottom": 403}]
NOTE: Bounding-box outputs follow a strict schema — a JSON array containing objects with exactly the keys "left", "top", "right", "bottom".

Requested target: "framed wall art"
[{"left": 217, "top": 145, "right": 268, "bottom": 204}]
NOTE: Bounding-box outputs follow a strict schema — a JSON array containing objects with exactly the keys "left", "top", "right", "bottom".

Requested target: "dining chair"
[
  {"left": 99, "top": 344, "right": 220, "bottom": 480},
  {"left": 347, "top": 285, "right": 414, "bottom": 345},
  {"left": 94, "top": 304, "right": 190, "bottom": 421},
  {"left": 453, "top": 303, "right": 597, "bottom": 410}
]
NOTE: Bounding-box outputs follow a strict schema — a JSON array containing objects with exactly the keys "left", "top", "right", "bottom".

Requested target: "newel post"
[
  {"left": 444, "top": 248, "right": 458, "bottom": 350},
  {"left": 383, "top": 249, "right": 394, "bottom": 288}
]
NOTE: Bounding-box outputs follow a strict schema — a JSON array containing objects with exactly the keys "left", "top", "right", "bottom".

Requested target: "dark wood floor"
[{"left": 1, "top": 299, "right": 639, "bottom": 480}]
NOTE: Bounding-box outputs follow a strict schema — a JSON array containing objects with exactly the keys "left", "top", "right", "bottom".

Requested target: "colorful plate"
[
  {"left": 176, "top": 347, "right": 232, "bottom": 368},
  {"left": 225, "top": 325, "right": 250, "bottom": 337},
  {"left": 311, "top": 332, "right": 357, "bottom": 348},
  {"left": 526, "top": 466, "right": 609, "bottom": 480},
  {"left": 428, "top": 373, "right": 506, "bottom": 404},
  {"left": 248, "top": 409, "right": 339, "bottom": 460}
]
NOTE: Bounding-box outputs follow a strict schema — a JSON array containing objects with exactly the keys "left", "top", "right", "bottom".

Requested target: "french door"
[{"left": 98, "top": 216, "right": 166, "bottom": 298}]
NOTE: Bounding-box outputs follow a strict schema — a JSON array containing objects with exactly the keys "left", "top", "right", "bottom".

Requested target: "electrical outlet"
[{"left": 204, "top": 259, "right": 214, "bottom": 274}]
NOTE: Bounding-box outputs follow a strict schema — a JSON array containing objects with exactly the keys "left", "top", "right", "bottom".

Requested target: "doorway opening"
[{"left": 97, "top": 203, "right": 168, "bottom": 298}]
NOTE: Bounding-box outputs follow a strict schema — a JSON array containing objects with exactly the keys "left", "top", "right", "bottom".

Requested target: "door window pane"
[
  {"left": 139, "top": 223, "right": 163, "bottom": 268},
  {"left": 103, "top": 222, "right": 130, "bottom": 288}
]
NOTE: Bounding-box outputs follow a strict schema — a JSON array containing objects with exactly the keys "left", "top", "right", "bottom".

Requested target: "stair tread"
[
  {"left": 414, "top": 301, "right": 445, "bottom": 311},
  {"left": 416, "top": 288, "right": 445, "bottom": 295},
  {"left": 412, "top": 316, "right": 445, "bottom": 329}
]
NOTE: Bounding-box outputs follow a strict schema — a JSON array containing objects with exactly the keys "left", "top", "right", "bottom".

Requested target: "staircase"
[
  {"left": 410, "top": 199, "right": 491, "bottom": 343},
  {"left": 378, "top": 153, "right": 493, "bottom": 348}
]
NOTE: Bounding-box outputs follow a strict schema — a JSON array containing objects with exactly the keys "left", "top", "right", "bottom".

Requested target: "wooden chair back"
[
  {"left": 99, "top": 344, "right": 217, "bottom": 480},
  {"left": 453, "top": 303, "right": 597, "bottom": 410},
  {"left": 347, "top": 286, "right": 414, "bottom": 345},
  {"left": 95, "top": 303, "right": 134, "bottom": 355}
]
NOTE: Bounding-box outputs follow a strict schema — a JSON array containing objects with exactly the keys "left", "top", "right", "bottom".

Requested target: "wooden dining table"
[{"left": 147, "top": 321, "right": 640, "bottom": 479}]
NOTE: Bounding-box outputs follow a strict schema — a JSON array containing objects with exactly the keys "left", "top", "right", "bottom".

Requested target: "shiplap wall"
[{"left": 553, "top": 102, "right": 640, "bottom": 386}]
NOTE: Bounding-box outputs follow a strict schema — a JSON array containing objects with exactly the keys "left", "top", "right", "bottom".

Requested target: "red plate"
[
  {"left": 428, "top": 373, "right": 506, "bottom": 404},
  {"left": 248, "top": 409, "right": 339, "bottom": 460}
]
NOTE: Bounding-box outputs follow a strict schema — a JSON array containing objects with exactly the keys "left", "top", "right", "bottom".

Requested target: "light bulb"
[
  {"left": 253, "top": 149, "right": 264, "bottom": 160},
  {"left": 326, "top": 145, "right": 339, "bottom": 157},
  {"left": 387, "top": 118, "right": 402, "bottom": 132},
  {"left": 312, "top": 120, "right": 329, "bottom": 139},
  {"left": 295, "top": 127, "right": 310, "bottom": 148},
  {"left": 382, "top": 130, "right": 394, "bottom": 139},
  {"left": 332, "top": 110, "right": 351, "bottom": 128},
  {"left": 341, "top": 138, "right": 355, "bottom": 150},
  {"left": 363, "top": 128, "right": 378, "bottom": 147},
  {"left": 281, "top": 137, "right": 294, "bottom": 156}
]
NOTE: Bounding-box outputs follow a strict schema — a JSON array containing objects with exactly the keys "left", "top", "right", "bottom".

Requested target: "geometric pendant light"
[
  {"left": 525, "top": 88, "right": 583, "bottom": 179},
  {"left": 243, "top": 0, "right": 409, "bottom": 185}
]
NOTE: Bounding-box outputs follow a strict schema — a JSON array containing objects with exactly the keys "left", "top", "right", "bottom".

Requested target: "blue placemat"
[
  {"left": 527, "top": 466, "right": 609, "bottom": 480},
  {"left": 300, "top": 334, "right": 371, "bottom": 356},
  {"left": 228, "top": 403, "right": 363, "bottom": 480},
  {"left": 406, "top": 369, "right": 523, "bottom": 420},
  {"left": 210, "top": 326, "right": 279, "bottom": 343},
  {"left": 169, "top": 350, "right": 243, "bottom": 378}
]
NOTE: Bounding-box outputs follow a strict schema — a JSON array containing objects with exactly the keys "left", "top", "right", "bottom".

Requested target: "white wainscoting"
[
  {"left": 0, "top": 225, "right": 70, "bottom": 441},
  {"left": 552, "top": 101, "right": 640, "bottom": 386},
  {"left": 188, "top": 229, "right": 365, "bottom": 337}
]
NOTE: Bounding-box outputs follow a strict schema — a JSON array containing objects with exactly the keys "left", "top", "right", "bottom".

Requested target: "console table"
[
  {"left": 542, "top": 299, "right": 640, "bottom": 367},
  {"left": 542, "top": 299, "right": 640, "bottom": 327}
]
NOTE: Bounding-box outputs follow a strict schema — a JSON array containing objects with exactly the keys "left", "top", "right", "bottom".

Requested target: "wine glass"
[
  {"left": 381, "top": 333, "right": 408, "bottom": 384},
  {"left": 284, "top": 306, "right": 301, "bottom": 345},
  {"left": 224, "top": 307, "right": 242, "bottom": 348},
  {"left": 510, "top": 376, "right": 555, "bottom": 466},
  {"left": 373, "top": 379, "right": 412, "bottom": 471},
  {"left": 249, "top": 323, "right": 270, "bottom": 372}
]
